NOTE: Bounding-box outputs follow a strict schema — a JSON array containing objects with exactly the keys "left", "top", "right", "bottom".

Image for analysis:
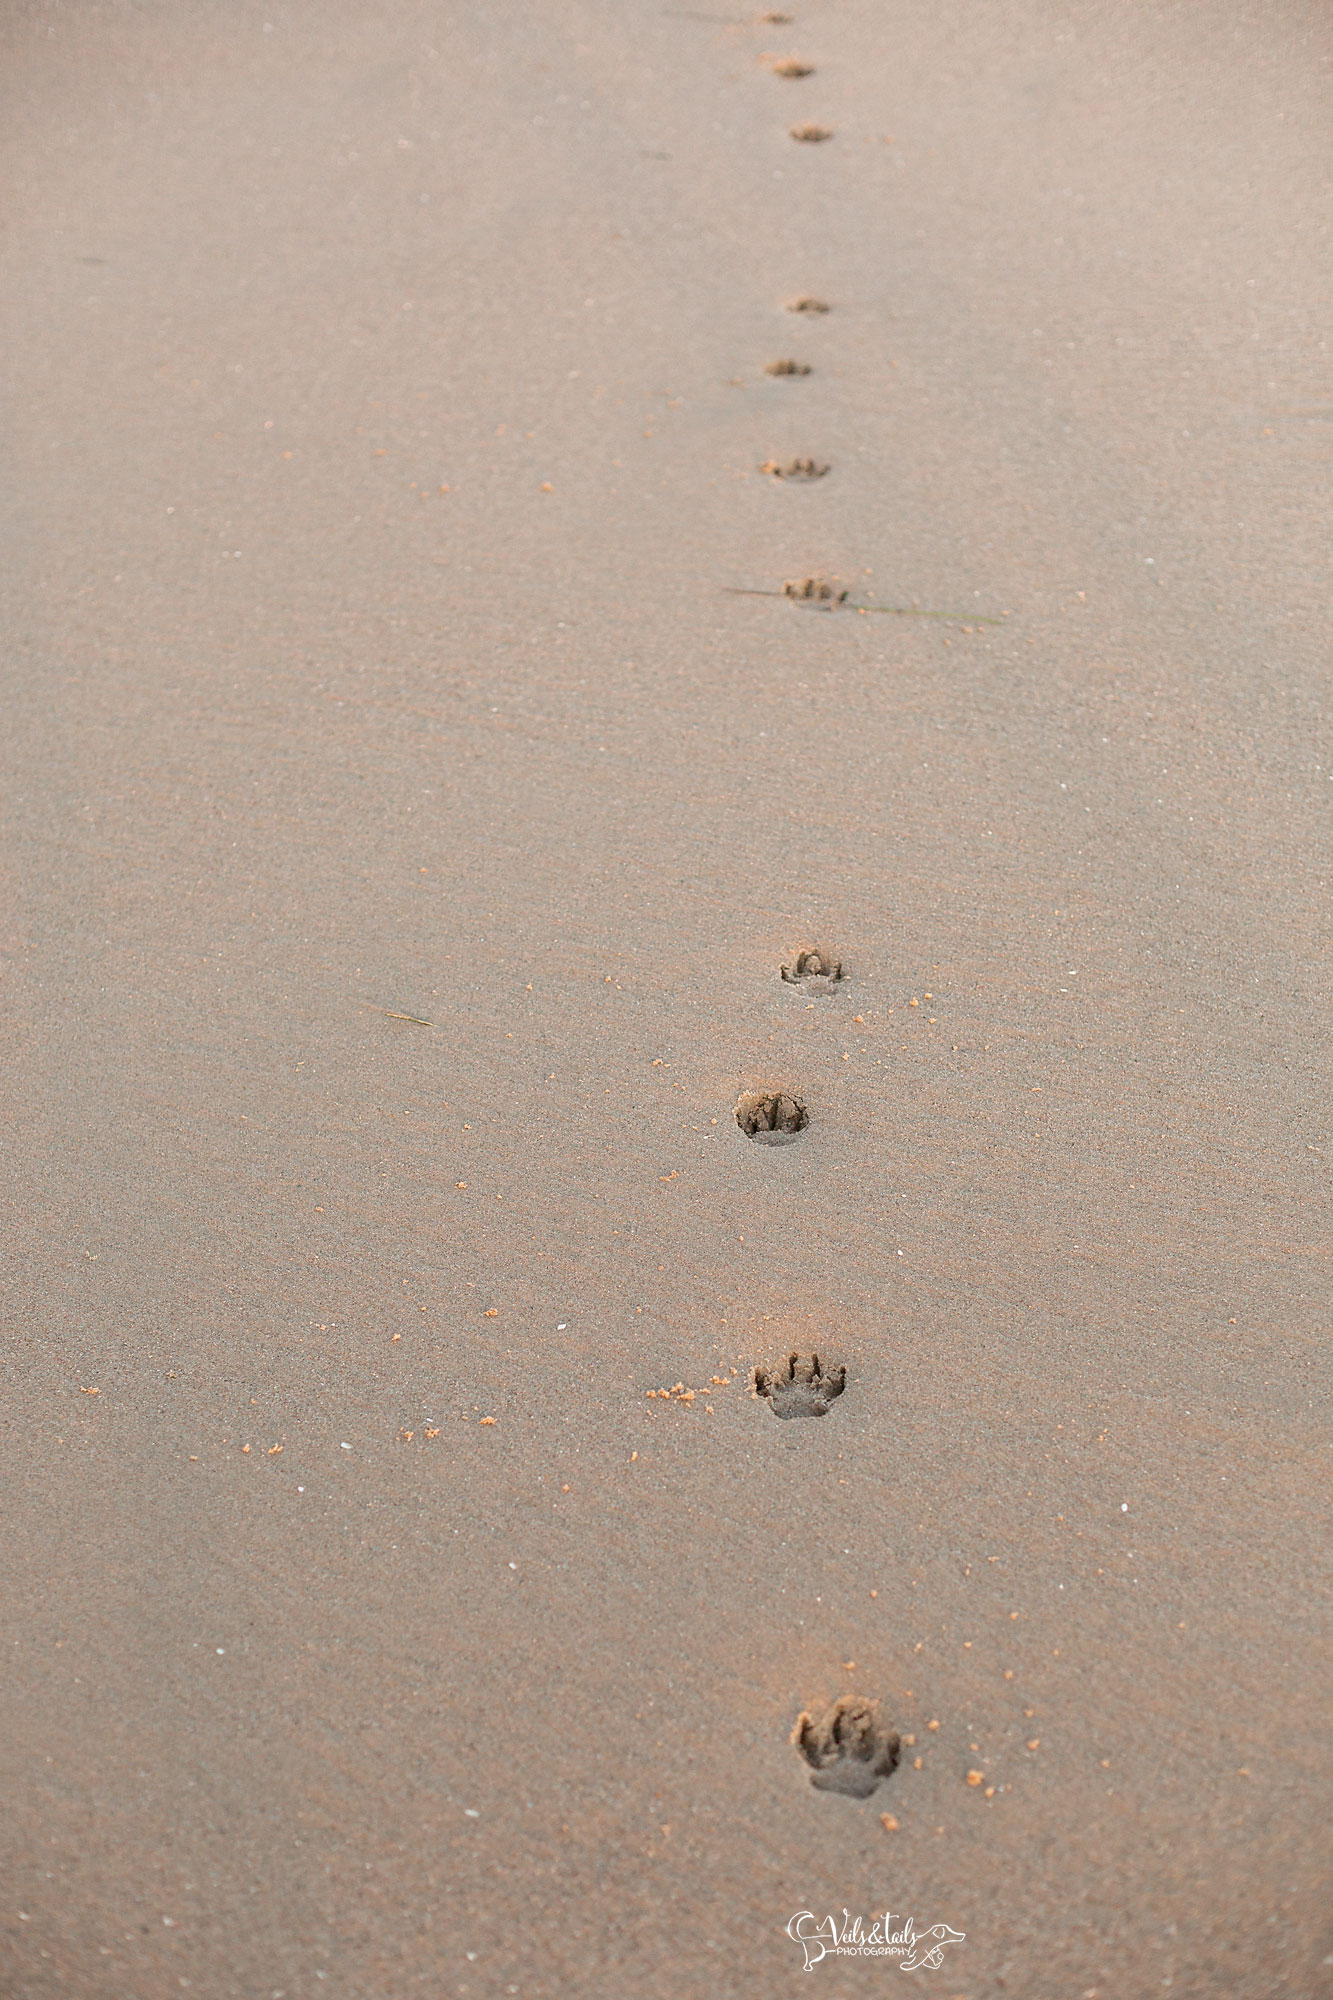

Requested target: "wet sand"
[{"left": 2, "top": 3, "right": 1330, "bottom": 1995}]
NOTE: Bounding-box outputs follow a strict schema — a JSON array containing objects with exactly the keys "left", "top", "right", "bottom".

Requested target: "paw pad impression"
[
  {"left": 782, "top": 575, "right": 847, "bottom": 604},
  {"left": 755, "top": 1352, "right": 845, "bottom": 1418},
  {"left": 793, "top": 1696, "right": 901, "bottom": 1798},
  {"left": 760, "top": 457, "right": 830, "bottom": 481},
  {"left": 781, "top": 947, "right": 843, "bottom": 990},
  {"left": 735, "top": 1091, "right": 808, "bottom": 1143}
]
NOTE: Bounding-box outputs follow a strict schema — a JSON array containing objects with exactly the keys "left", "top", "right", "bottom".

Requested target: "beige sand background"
[{"left": 2, "top": 2, "right": 1330, "bottom": 1994}]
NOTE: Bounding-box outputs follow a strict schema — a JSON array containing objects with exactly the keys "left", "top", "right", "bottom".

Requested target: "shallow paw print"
[
  {"left": 755, "top": 1352, "right": 845, "bottom": 1418},
  {"left": 793, "top": 1696, "right": 900, "bottom": 1797},
  {"left": 765, "top": 357, "right": 812, "bottom": 376},
  {"left": 783, "top": 575, "right": 847, "bottom": 604},
  {"left": 760, "top": 457, "right": 829, "bottom": 481}
]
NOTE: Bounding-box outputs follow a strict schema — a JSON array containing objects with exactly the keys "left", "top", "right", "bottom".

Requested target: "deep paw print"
[
  {"left": 790, "top": 123, "right": 834, "bottom": 143},
  {"left": 765, "top": 357, "right": 812, "bottom": 376},
  {"left": 755, "top": 1351, "right": 845, "bottom": 1417},
  {"left": 767, "top": 56, "right": 814, "bottom": 78},
  {"left": 783, "top": 575, "right": 847, "bottom": 604},
  {"left": 792, "top": 1696, "right": 900, "bottom": 1797},
  {"left": 781, "top": 947, "right": 844, "bottom": 990},
  {"left": 760, "top": 457, "right": 829, "bottom": 481},
  {"left": 786, "top": 295, "right": 830, "bottom": 315},
  {"left": 735, "top": 1089, "right": 808, "bottom": 1142}
]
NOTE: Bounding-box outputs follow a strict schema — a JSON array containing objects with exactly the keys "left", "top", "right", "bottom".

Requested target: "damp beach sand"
[{"left": 2, "top": 3, "right": 1330, "bottom": 1996}]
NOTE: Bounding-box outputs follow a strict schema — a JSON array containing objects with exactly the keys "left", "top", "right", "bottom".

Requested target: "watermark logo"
[{"left": 786, "top": 1909, "right": 966, "bottom": 1972}]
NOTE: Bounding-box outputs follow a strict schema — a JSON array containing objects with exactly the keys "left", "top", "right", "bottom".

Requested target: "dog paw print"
[
  {"left": 786, "top": 295, "right": 830, "bottom": 315},
  {"left": 790, "top": 123, "right": 834, "bottom": 144},
  {"left": 735, "top": 1090, "right": 808, "bottom": 1143},
  {"left": 760, "top": 457, "right": 829, "bottom": 481},
  {"left": 755, "top": 1352, "right": 845, "bottom": 1417},
  {"left": 792, "top": 1696, "right": 900, "bottom": 1797},
  {"left": 783, "top": 575, "right": 847, "bottom": 604},
  {"left": 765, "top": 357, "right": 812, "bottom": 376},
  {"left": 781, "top": 947, "right": 843, "bottom": 990}
]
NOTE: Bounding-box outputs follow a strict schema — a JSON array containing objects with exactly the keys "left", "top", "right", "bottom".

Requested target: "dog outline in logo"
[
  {"left": 900, "top": 1923, "right": 966, "bottom": 1971},
  {"left": 786, "top": 1912, "right": 833, "bottom": 1971}
]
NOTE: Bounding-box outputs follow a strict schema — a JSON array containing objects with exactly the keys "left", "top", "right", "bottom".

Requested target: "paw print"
[
  {"left": 781, "top": 947, "right": 844, "bottom": 989},
  {"left": 735, "top": 1091, "right": 809, "bottom": 1142},
  {"left": 782, "top": 576, "right": 847, "bottom": 606},
  {"left": 755, "top": 1352, "right": 845, "bottom": 1418},
  {"left": 759, "top": 457, "right": 830, "bottom": 482},
  {"left": 792, "top": 1696, "right": 900, "bottom": 1798}
]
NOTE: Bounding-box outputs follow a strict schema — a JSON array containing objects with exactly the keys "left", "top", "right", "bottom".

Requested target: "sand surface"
[{"left": 3, "top": 3, "right": 1330, "bottom": 1995}]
